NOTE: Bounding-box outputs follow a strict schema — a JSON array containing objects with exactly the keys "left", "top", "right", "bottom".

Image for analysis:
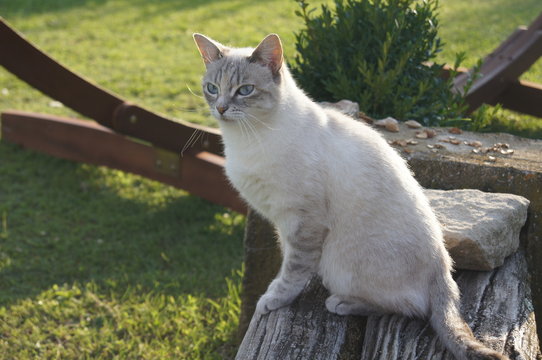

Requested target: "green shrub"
[{"left": 291, "top": 0, "right": 465, "bottom": 126}]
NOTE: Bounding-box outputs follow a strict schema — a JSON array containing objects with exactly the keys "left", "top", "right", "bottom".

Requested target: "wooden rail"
[
  {"left": 453, "top": 12, "right": 542, "bottom": 116},
  {"left": 0, "top": 17, "right": 246, "bottom": 213},
  {"left": 1, "top": 111, "right": 247, "bottom": 213},
  {"left": 0, "top": 13, "right": 541, "bottom": 213}
]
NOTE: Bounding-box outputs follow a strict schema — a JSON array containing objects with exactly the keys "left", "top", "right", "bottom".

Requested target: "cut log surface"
[
  {"left": 236, "top": 277, "right": 366, "bottom": 359},
  {"left": 237, "top": 251, "right": 540, "bottom": 360}
]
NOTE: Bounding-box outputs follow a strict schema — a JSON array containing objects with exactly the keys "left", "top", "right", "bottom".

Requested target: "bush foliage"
[{"left": 291, "top": 0, "right": 465, "bottom": 125}]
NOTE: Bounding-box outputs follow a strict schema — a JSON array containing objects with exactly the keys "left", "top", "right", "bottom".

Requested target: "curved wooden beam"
[{"left": 0, "top": 17, "right": 223, "bottom": 156}]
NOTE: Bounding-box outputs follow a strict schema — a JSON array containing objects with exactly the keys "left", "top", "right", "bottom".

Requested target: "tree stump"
[{"left": 236, "top": 251, "right": 540, "bottom": 359}]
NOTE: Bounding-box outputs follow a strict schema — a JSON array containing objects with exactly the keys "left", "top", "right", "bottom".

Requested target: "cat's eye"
[
  {"left": 237, "top": 85, "right": 254, "bottom": 96},
  {"left": 206, "top": 83, "right": 219, "bottom": 95}
]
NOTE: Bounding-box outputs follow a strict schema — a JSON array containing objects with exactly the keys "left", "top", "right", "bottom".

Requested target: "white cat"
[{"left": 194, "top": 33, "right": 508, "bottom": 360}]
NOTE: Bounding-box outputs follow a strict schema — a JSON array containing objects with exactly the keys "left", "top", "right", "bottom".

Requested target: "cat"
[{"left": 193, "top": 33, "right": 508, "bottom": 360}]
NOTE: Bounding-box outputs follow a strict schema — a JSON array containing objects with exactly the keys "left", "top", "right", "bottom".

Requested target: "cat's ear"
[
  {"left": 250, "top": 34, "right": 283, "bottom": 75},
  {"left": 193, "top": 33, "right": 225, "bottom": 66}
]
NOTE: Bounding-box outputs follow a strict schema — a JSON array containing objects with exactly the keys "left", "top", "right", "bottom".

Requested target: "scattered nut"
[
  {"left": 406, "top": 139, "right": 418, "bottom": 145},
  {"left": 467, "top": 141, "right": 483, "bottom": 148},
  {"left": 415, "top": 131, "right": 428, "bottom": 139},
  {"left": 500, "top": 149, "right": 515, "bottom": 155},
  {"left": 449, "top": 127, "right": 463, "bottom": 134},
  {"left": 375, "top": 117, "right": 400, "bottom": 132},
  {"left": 450, "top": 138, "right": 461, "bottom": 145},
  {"left": 358, "top": 112, "right": 374, "bottom": 124},
  {"left": 425, "top": 129, "right": 437, "bottom": 138}
]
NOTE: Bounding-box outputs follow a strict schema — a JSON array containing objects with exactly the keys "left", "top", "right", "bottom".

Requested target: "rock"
[
  {"left": 374, "top": 117, "right": 399, "bottom": 132},
  {"left": 320, "top": 99, "right": 360, "bottom": 117},
  {"left": 405, "top": 120, "right": 422, "bottom": 128},
  {"left": 425, "top": 189, "right": 530, "bottom": 270}
]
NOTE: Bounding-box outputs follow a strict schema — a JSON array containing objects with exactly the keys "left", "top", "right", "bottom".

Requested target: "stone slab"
[{"left": 426, "top": 189, "right": 529, "bottom": 270}]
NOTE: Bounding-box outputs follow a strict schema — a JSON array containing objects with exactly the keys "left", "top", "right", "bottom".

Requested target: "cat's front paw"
[{"left": 255, "top": 292, "right": 295, "bottom": 315}]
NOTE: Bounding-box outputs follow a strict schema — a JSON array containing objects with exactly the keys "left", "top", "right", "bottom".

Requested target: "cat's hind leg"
[{"left": 325, "top": 294, "right": 385, "bottom": 316}]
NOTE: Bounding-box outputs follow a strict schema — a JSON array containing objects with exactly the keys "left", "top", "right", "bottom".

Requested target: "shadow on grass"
[{"left": 0, "top": 141, "right": 245, "bottom": 305}]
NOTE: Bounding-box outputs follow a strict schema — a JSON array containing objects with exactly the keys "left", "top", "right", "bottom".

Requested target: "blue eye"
[
  {"left": 206, "top": 83, "right": 219, "bottom": 95},
  {"left": 237, "top": 85, "right": 254, "bottom": 96}
]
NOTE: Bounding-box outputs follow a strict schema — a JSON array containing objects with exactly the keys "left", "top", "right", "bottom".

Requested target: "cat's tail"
[{"left": 428, "top": 273, "right": 509, "bottom": 360}]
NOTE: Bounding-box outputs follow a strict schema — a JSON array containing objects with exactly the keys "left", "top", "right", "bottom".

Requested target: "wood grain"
[{"left": 237, "top": 251, "right": 540, "bottom": 359}]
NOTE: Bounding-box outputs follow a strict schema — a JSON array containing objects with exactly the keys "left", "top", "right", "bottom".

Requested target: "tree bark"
[{"left": 237, "top": 251, "right": 540, "bottom": 360}]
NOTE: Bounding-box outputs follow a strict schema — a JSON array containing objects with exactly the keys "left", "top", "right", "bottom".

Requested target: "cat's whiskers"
[
  {"left": 180, "top": 128, "right": 203, "bottom": 157},
  {"left": 245, "top": 112, "right": 276, "bottom": 131},
  {"left": 237, "top": 117, "right": 251, "bottom": 142},
  {"left": 240, "top": 117, "right": 257, "bottom": 141},
  {"left": 186, "top": 84, "right": 204, "bottom": 99},
  {"left": 240, "top": 116, "right": 266, "bottom": 153}
]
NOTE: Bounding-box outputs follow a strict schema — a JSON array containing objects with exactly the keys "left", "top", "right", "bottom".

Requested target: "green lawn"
[
  {"left": 0, "top": 0, "right": 541, "bottom": 359},
  {"left": 0, "top": 142, "right": 245, "bottom": 358}
]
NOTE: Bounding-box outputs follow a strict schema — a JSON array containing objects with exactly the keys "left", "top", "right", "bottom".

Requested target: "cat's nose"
[{"left": 216, "top": 105, "right": 229, "bottom": 115}]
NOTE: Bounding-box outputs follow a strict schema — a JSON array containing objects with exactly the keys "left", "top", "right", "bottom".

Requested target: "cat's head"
[{"left": 193, "top": 33, "right": 284, "bottom": 124}]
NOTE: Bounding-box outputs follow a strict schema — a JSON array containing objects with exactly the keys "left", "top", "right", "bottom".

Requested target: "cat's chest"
[{"left": 224, "top": 152, "right": 290, "bottom": 217}]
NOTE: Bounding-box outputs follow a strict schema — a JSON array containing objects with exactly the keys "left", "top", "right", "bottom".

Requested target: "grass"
[
  {"left": 0, "top": 142, "right": 245, "bottom": 359},
  {"left": 0, "top": 0, "right": 541, "bottom": 359},
  {"left": 0, "top": 0, "right": 541, "bottom": 134}
]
